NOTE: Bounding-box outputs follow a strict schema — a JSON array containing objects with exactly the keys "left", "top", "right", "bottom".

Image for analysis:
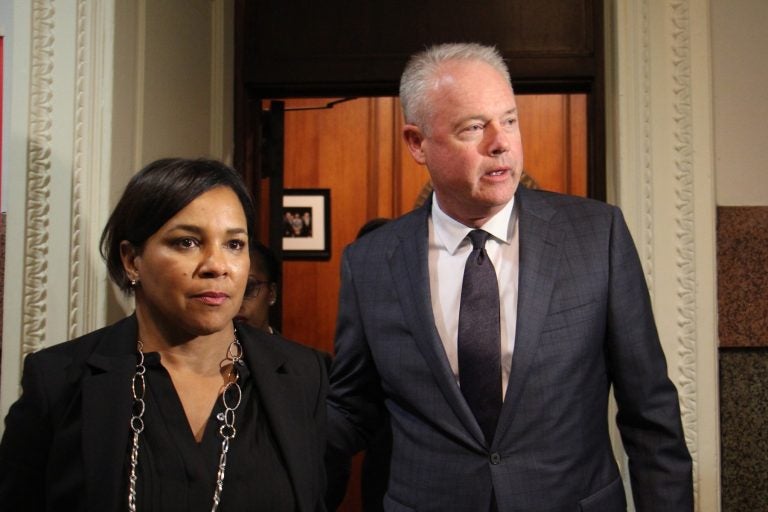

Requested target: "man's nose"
[{"left": 486, "top": 122, "right": 510, "bottom": 156}]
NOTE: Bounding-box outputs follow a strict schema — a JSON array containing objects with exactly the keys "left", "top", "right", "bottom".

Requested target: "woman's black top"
[{"left": 131, "top": 353, "right": 296, "bottom": 511}]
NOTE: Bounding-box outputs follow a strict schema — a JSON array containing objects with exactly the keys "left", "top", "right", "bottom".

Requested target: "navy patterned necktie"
[{"left": 457, "top": 229, "right": 502, "bottom": 446}]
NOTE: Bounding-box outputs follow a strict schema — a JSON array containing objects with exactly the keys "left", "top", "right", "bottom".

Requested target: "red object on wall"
[{"left": 1, "top": 36, "right": 4, "bottom": 207}]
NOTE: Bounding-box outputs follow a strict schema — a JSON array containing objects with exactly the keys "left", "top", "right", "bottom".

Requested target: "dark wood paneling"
[{"left": 242, "top": 0, "right": 597, "bottom": 95}]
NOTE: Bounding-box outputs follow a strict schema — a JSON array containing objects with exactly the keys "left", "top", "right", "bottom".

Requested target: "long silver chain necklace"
[{"left": 128, "top": 335, "right": 244, "bottom": 512}]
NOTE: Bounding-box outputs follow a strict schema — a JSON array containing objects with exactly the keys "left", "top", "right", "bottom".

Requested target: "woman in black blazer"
[{"left": 0, "top": 158, "right": 328, "bottom": 511}]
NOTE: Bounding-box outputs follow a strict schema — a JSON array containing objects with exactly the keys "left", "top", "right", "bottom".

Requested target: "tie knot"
[{"left": 468, "top": 230, "right": 490, "bottom": 250}]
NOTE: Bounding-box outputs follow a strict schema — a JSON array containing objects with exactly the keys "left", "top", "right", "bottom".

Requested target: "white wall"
[
  {"left": 1, "top": 0, "right": 234, "bottom": 420},
  {"left": 0, "top": 0, "right": 13, "bottom": 213},
  {"left": 610, "top": 1, "right": 719, "bottom": 509},
  {"left": 106, "top": 0, "right": 234, "bottom": 323},
  {"left": 711, "top": 0, "right": 768, "bottom": 206}
]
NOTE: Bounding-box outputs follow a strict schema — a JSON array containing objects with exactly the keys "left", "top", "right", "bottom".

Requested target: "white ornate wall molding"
[
  {"left": 22, "top": 0, "right": 55, "bottom": 358},
  {"left": 668, "top": 0, "right": 701, "bottom": 503},
  {"left": 611, "top": 0, "right": 719, "bottom": 510},
  {"left": 1, "top": 0, "right": 115, "bottom": 422},
  {"left": 70, "top": 0, "right": 114, "bottom": 338},
  {"left": 2, "top": 0, "right": 231, "bottom": 421},
  {"left": 70, "top": 0, "right": 86, "bottom": 339}
]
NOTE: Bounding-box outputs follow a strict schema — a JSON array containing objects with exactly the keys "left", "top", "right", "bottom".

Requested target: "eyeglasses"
[{"left": 244, "top": 279, "right": 271, "bottom": 298}]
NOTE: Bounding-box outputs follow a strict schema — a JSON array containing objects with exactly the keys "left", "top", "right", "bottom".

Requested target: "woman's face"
[
  {"left": 235, "top": 260, "right": 276, "bottom": 333},
  {"left": 121, "top": 186, "right": 250, "bottom": 341}
]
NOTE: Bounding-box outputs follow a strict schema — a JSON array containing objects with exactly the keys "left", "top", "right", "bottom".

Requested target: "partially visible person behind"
[
  {"left": 236, "top": 240, "right": 281, "bottom": 334},
  {"left": 0, "top": 158, "right": 328, "bottom": 511},
  {"left": 325, "top": 43, "right": 692, "bottom": 511}
]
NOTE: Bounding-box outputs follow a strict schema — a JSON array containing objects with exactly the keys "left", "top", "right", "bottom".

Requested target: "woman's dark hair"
[
  {"left": 100, "top": 158, "right": 256, "bottom": 293},
  {"left": 250, "top": 241, "right": 281, "bottom": 285}
]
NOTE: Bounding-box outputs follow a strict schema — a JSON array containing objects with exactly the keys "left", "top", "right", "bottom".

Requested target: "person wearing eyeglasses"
[
  {"left": 235, "top": 241, "right": 281, "bottom": 334},
  {"left": 0, "top": 158, "right": 328, "bottom": 511}
]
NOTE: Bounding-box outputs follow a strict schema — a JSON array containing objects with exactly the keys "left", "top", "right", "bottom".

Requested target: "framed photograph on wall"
[{"left": 282, "top": 188, "right": 331, "bottom": 260}]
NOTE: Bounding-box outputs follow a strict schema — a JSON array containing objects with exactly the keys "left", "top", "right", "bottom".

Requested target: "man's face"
[{"left": 403, "top": 60, "right": 523, "bottom": 227}]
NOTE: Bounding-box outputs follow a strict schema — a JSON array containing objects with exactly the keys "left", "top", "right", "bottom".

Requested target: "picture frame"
[{"left": 282, "top": 188, "right": 331, "bottom": 260}]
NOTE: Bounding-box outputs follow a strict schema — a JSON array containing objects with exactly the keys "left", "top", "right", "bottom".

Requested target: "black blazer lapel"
[
  {"left": 494, "top": 188, "right": 567, "bottom": 441},
  {"left": 81, "top": 317, "right": 138, "bottom": 511},
  {"left": 389, "top": 201, "right": 487, "bottom": 446},
  {"left": 242, "top": 335, "right": 317, "bottom": 512}
]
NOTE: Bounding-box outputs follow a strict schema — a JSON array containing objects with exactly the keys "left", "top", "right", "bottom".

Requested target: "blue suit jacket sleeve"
[
  {"left": 327, "top": 246, "right": 387, "bottom": 456},
  {"left": 605, "top": 207, "right": 693, "bottom": 510}
]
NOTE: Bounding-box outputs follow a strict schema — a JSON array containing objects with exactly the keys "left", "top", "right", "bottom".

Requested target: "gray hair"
[{"left": 399, "top": 43, "right": 512, "bottom": 130}]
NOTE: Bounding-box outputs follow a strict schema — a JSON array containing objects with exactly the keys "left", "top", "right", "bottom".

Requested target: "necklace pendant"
[{"left": 128, "top": 334, "right": 244, "bottom": 512}]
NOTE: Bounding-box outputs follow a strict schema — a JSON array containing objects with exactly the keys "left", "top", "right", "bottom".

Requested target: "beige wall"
[
  {"left": 106, "top": 0, "right": 235, "bottom": 323},
  {"left": 1, "top": 0, "right": 235, "bottom": 416},
  {"left": 711, "top": 0, "right": 768, "bottom": 206}
]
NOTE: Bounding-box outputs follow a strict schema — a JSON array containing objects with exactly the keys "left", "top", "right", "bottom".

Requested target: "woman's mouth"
[{"left": 195, "top": 292, "right": 229, "bottom": 306}]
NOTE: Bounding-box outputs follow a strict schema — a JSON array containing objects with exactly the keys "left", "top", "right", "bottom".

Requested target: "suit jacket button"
[{"left": 490, "top": 453, "right": 501, "bottom": 465}]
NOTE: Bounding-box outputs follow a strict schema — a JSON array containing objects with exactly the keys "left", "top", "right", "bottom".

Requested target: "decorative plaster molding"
[
  {"left": 669, "top": 0, "right": 700, "bottom": 502},
  {"left": 23, "top": 0, "right": 55, "bottom": 357},
  {"left": 640, "top": 0, "right": 654, "bottom": 296},
  {"left": 69, "top": 0, "right": 87, "bottom": 339}
]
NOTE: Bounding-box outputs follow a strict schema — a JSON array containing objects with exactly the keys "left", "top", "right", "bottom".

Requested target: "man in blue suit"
[{"left": 326, "top": 42, "right": 693, "bottom": 511}]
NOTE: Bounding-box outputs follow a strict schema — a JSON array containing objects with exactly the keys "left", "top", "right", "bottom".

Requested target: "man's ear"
[
  {"left": 403, "top": 124, "right": 427, "bottom": 165},
  {"left": 119, "top": 240, "right": 140, "bottom": 281}
]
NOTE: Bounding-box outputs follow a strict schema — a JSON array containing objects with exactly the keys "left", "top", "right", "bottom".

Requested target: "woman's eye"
[
  {"left": 228, "top": 239, "right": 246, "bottom": 251},
  {"left": 177, "top": 238, "right": 198, "bottom": 249}
]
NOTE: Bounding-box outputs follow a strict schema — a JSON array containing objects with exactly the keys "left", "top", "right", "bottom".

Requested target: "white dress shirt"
[{"left": 428, "top": 195, "right": 519, "bottom": 400}]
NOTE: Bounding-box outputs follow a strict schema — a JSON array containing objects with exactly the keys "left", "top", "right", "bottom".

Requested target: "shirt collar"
[{"left": 431, "top": 193, "right": 516, "bottom": 255}]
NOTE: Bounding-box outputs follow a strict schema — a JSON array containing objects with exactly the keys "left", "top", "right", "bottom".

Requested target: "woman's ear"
[
  {"left": 268, "top": 283, "right": 278, "bottom": 306},
  {"left": 120, "top": 241, "right": 140, "bottom": 282}
]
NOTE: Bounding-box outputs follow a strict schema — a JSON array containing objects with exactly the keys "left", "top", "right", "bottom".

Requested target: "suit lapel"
[
  {"left": 81, "top": 316, "right": 138, "bottom": 511},
  {"left": 494, "top": 188, "right": 566, "bottom": 442},
  {"left": 243, "top": 333, "right": 314, "bottom": 512},
  {"left": 389, "top": 202, "right": 486, "bottom": 445}
]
